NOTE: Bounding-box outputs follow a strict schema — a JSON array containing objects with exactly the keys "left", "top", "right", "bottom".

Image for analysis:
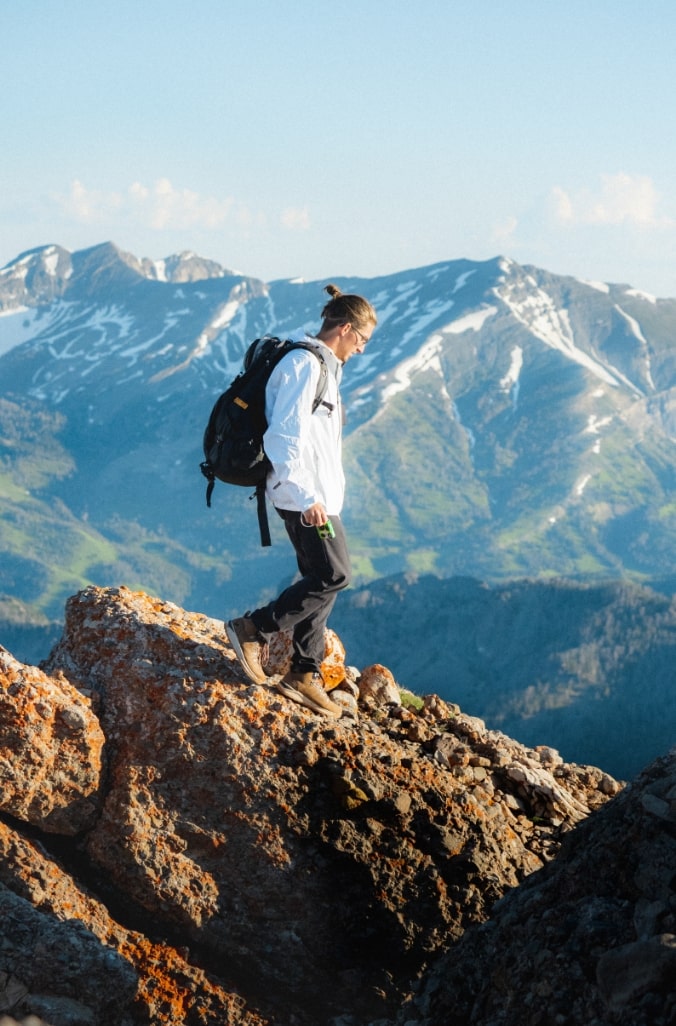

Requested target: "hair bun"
[{"left": 319, "top": 283, "right": 377, "bottom": 329}]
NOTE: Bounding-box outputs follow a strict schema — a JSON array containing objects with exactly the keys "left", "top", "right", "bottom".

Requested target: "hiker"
[{"left": 226, "top": 283, "right": 377, "bottom": 717}]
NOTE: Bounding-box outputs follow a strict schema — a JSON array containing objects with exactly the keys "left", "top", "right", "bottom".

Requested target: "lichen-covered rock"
[
  {"left": 264, "top": 626, "right": 346, "bottom": 688},
  {"left": 0, "top": 585, "right": 633, "bottom": 1025},
  {"left": 402, "top": 751, "right": 676, "bottom": 1026},
  {"left": 0, "top": 820, "right": 269, "bottom": 1026},
  {"left": 0, "top": 647, "right": 104, "bottom": 834},
  {"left": 359, "top": 663, "right": 401, "bottom": 706},
  {"left": 37, "top": 586, "right": 617, "bottom": 1022}
]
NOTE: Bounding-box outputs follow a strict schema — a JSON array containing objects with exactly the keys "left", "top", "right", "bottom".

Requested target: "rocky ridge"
[
  {"left": 0, "top": 585, "right": 671, "bottom": 1025},
  {"left": 398, "top": 750, "right": 676, "bottom": 1026}
]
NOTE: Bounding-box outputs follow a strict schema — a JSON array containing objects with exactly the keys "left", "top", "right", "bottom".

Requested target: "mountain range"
[
  {"left": 1, "top": 241, "right": 674, "bottom": 779},
  {"left": 1, "top": 241, "right": 674, "bottom": 619}
]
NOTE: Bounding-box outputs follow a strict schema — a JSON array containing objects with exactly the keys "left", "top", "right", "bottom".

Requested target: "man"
[{"left": 226, "top": 283, "right": 377, "bottom": 717}]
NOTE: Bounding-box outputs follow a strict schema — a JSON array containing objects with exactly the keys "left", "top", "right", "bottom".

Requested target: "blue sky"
[{"left": 3, "top": 0, "right": 676, "bottom": 296}]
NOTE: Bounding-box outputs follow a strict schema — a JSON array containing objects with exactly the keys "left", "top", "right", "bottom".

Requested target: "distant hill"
[{"left": 332, "top": 573, "right": 676, "bottom": 781}]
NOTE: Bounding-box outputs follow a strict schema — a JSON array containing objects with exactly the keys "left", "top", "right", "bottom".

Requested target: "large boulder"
[{"left": 1, "top": 584, "right": 624, "bottom": 1024}]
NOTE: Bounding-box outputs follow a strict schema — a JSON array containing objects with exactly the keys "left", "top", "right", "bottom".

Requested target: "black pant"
[{"left": 250, "top": 510, "right": 351, "bottom": 674}]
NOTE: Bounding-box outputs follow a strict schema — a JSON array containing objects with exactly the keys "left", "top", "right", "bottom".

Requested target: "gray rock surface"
[{"left": 2, "top": 583, "right": 668, "bottom": 1025}]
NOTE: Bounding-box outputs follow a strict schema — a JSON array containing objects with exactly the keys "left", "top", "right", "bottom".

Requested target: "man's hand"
[{"left": 301, "top": 503, "right": 329, "bottom": 527}]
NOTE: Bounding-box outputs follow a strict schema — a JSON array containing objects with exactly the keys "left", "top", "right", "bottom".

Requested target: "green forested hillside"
[{"left": 332, "top": 574, "right": 676, "bottom": 780}]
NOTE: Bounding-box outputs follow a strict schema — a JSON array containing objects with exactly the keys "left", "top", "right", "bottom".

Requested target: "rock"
[
  {"left": 0, "top": 647, "right": 104, "bottom": 834},
  {"left": 403, "top": 750, "right": 676, "bottom": 1026},
  {"left": 597, "top": 934, "right": 676, "bottom": 1009},
  {"left": 0, "top": 819, "right": 268, "bottom": 1026},
  {"left": 0, "top": 881, "right": 137, "bottom": 1025},
  {"left": 264, "top": 627, "right": 347, "bottom": 689},
  {"left": 0, "top": 585, "right": 636, "bottom": 1025},
  {"left": 329, "top": 688, "right": 360, "bottom": 718},
  {"left": 358, "top": 664, "right": 401, "bottom": 706}
]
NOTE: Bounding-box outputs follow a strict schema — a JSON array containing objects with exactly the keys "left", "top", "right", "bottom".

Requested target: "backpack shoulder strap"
[
  {"left": 255, "top": 480, "right": 272, "bottom": 547},
  {"left": 244, "top": 337, "right": 329, "bottom": 411},
  {"left": 280, "top": 340, "right": 331, "bottom": 413}
]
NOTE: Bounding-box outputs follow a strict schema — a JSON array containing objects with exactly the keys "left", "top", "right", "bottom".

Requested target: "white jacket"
[{"left": 263, "top": 334, "right": 344, "bottom": 515}]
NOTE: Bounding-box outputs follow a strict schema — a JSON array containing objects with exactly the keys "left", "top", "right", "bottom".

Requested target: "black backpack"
[{"left": 200, "top": 336, "right": 329, "bottom": 546}]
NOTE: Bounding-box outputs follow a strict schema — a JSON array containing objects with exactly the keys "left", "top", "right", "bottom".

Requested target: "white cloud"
[
  {"left": 64, "top": 180, "right": 122, "bottom": 222},
  {"left": 489, "top": 172, "right": 676, "bottom": 296},
  {"left": 52, "top": 178, "right": 313, "bottom": 244},
  {"left": 280, "top": 206, "right": 311, "bottom": 231},
  {"left": 139, "top": 178, "right": 234, "bottom": 230},
  {"left": 551, "top": 173, "right": 673, "bottom": 228},
  {"left": 57, "top": 178, "right": 238, "bottom": 231},
  {"left": 491, "top": 215, "right": 518, "bottom": 246}
]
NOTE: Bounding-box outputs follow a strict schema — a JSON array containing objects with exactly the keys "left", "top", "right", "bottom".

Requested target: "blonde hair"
[{"left": 320, "top": 283, "right": 377, "bottom": 333}]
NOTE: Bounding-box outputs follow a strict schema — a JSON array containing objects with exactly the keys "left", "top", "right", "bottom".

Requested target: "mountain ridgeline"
[{"left": 0, "top": 242, "right": 675, "bottom": 779}]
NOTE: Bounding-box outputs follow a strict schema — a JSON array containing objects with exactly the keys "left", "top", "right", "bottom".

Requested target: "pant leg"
[{"left": 250, "top": 511, "right": 351, "bottom": 673}]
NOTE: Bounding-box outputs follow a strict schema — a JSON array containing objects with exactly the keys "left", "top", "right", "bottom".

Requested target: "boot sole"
[
  {"left": 225, "top": 621, "right": 267, "bottom": 685},
  {"left": 275, "top": 679, "right": 342, "bottom": 718}
]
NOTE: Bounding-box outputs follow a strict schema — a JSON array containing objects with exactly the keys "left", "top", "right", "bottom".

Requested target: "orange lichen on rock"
[
  {"left": 0, "top": 585, "right": 624, "bottom": 1026},
  {"left": 264, "top": 626, "right": 346, "bottom": 688},
  {"left": 0, "top": 646, "right": 104, "bottom": 834}
]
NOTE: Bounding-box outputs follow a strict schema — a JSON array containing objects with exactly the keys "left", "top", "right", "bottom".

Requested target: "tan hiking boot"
[
  {"left": 225, "top": 616, "right": 268, "bottom": 685},
  {"left": 276, "top": 672, "right": 343, "bottom": 718}
]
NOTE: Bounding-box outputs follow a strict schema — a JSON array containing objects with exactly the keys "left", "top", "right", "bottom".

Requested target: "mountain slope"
[{"left": 0, "top": 242, "right": 675, "bottom": 627}]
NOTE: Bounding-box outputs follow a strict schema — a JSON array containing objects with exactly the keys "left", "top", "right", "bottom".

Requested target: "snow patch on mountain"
[
  {"left": 44, "top": 248, "right": 65, "bottom": 277},
  {"left": 211, "top": 301, "right": 241, "bottom": 333},
  {"left": 86, "top": 306, "right": 134, "bottom": 342},
  {"left": 444, "top": 306, "right": 497, "bottom": 335},
  {"left": 0, "top": 307, "right": 38, "bottom": 356},
  {"left": 580, "top": 278, "right": 610, "bottom": 294},
  {"left": 500, "top": 346, "right": 524, "bottom": 407},
  {"left": 3, "top": 254, "right": 32, "bottom": 281},
  {"left": 381, "top": 334, "right": 445, "bottom": 402},
  {"left": 614, "top": 304, "right": 656, "bottom": 391},
  {"left": 1, "top": 245, "right": 72, "bottom": 285},
  {"left": 451, "top": 270, "right": 476, "bottom": 293},
  {"left": 495, "top": 279, "right": 644, "bottom": 395},
  {"left": 584, "top": 414, "right": 613, "bottom": 435},
  {"left": 584, "top": 413, "right": 612, "bottom": 454},
  {"left": 625, "top": 288, "right": 657, "bottom": 304},
  {"left": 387, "top": 299, "right": 456, "bottom": 360},
  {"left": 150, "top": 260, "right": 168, "bottom": 282},
  {"left": 614, "top": 305, "right": 656, "bottom": 382},
  {"left": 614, "top": 304, "right": 647, "bottom": 345},
  {"left": 118, "top": 320, "right": 181, "bottom": 366},
  {"left": 0, "top": 301, "right": 80, "bottom": 358}
]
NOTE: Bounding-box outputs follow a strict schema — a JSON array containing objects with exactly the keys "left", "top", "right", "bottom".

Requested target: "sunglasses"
[{"left": 351, "top": 326, "right": 370, "bottom": 346}]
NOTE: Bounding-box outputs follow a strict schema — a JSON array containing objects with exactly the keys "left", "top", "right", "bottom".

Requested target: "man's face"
[{"left": 335, "top": 322, "right": 374, "bottom": 363}]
